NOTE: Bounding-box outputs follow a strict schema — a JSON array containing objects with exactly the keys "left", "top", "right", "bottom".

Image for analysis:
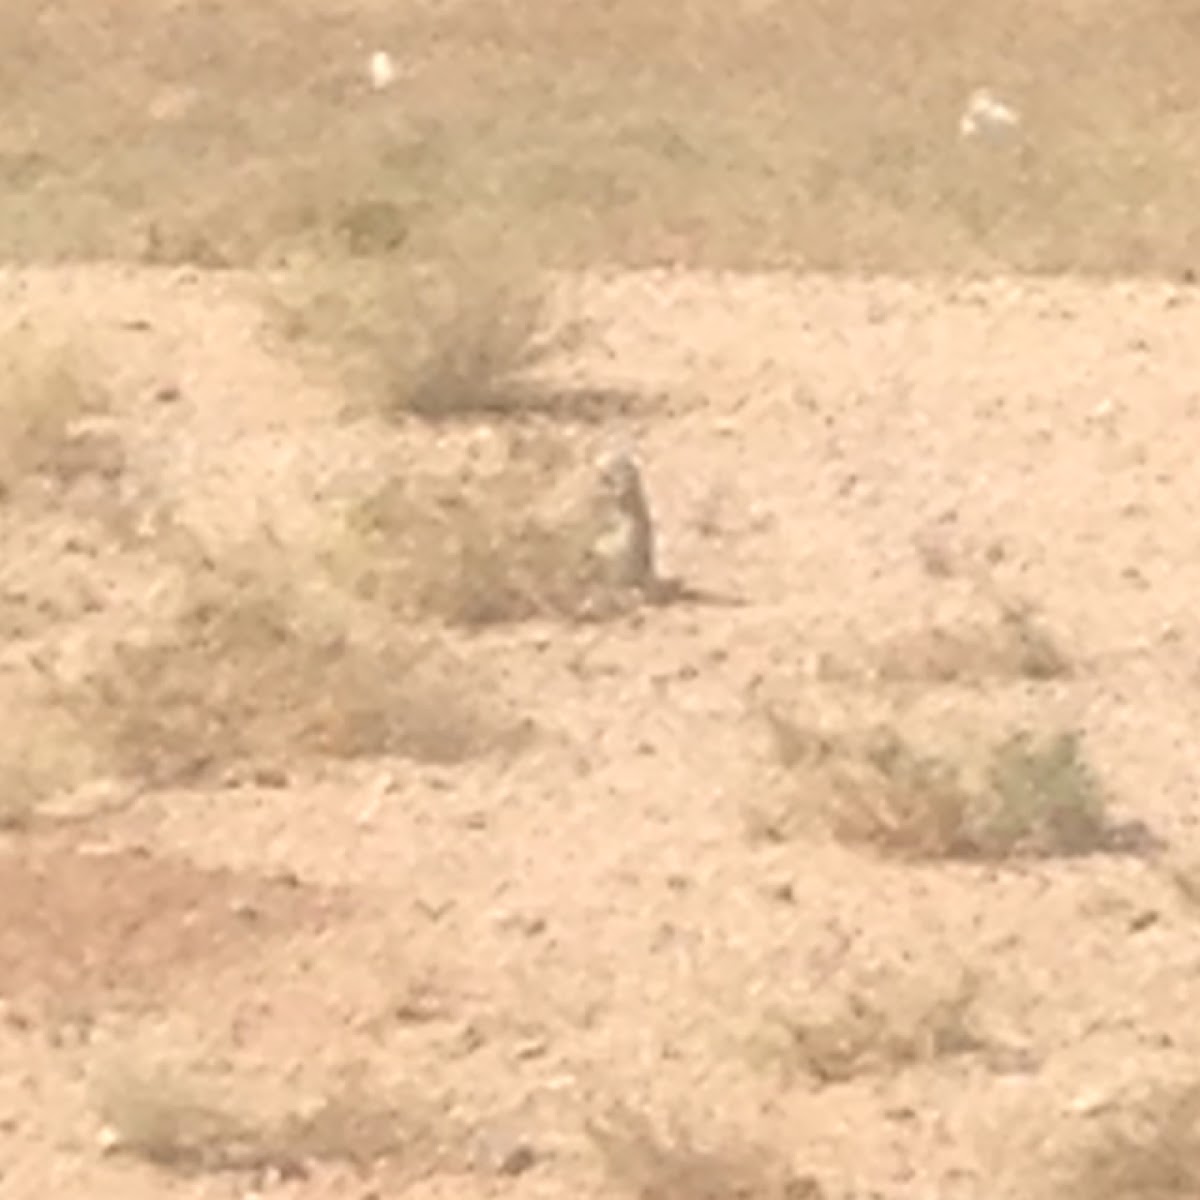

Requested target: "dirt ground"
[{"left": 2, "top": 261, "right": 1200, "bottom": 1200}]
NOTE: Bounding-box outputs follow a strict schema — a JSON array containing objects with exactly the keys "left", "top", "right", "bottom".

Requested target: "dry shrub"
[
  {"left": 272, "top": 234, "right": 578, "bottom": 423},
  {"left": 757, "top": 708, "right": 1113, "bottom": 860},
  {"left": 981, "top": 730, "right": 1110, "bottom": 857},
  {"left": 1060, "top": 1082, "right": 1200, "bottom": 1200},
  {"left": 96, "top": 1062, "right": 265, "bottom": 1175},
  {"left": 335, "top": 448, "right": 640, "bottom": 626},
  {"left": 396, "top": 270, "right": 553, "bottom": 422},
  {"left": 588, "top": 1102, "right": 821, "bottom": 1200},
  {"left": 871, "top": 606, "right": 1071, "bottom": 684},
  {"left": 816, "top": 723, "right": 976, "bottom": 858},
  {"left": 74, "top": 546, "right": 525, "bottom": 785},
  {"left": 753, "top": 967, "right": 986, "bottom": 1086},
  {"left": 0, "top": 331, "right": 115, "bottom": 496},
  {"left": 95, "top": 1058, "right": 448, "bottom": 1179}
]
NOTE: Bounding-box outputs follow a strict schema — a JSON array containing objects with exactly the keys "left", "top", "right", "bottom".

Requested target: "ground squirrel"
[
  {"left": 589, "top": 448, "right": 657, "bottom": 590},
  {"left": 586, "top": 448, "right": 741, "bottom": 608}
]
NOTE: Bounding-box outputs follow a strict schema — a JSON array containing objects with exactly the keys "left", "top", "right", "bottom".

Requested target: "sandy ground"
[{"left": 3, "top": 265, "right": 1200, "bottom": 1200}]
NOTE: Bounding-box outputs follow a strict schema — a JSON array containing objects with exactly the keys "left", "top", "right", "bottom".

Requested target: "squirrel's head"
[{"left": 594, "top": 448, "right": 644, "bottom": 511}]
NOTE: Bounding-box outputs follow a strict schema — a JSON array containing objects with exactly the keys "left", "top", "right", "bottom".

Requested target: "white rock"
[
  {"left": 959, "top": 88, "right": 1021, "bottom": 140},
  {"left": 368, "top": 50, "right": 396, "bottom": 91}
]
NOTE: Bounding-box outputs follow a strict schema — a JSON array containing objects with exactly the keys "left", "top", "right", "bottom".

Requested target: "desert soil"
[{"left": 3, "top": 263, "right": 1200, "bottom": 1199}]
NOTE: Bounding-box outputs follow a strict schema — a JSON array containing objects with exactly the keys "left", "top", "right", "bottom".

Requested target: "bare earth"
[{"left": 3, "top": 264, "right": 1200, "bottom": 1199}]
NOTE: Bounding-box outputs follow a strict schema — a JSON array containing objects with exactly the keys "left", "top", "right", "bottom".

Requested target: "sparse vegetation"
[
  {"left": 273, "top": 247, "right": 572, "bottom": 423},
  {"left": 1, "top": 3, "right": 1197, "bottom": 1198},
  {"left": 0, "top": 693, "right": 98, "bottom": 829},
  {"left": 994, "top": 601, "right": 1074, "bottom": 682},
  {"left": 752, "top": 967, "right": 986, "bottom": 1085},
  {"left": 588, "top": 1102, "right": 821, "bottom": 1200},
  {"left": 94, "top": 1058, "right": 448, "bottom": 1179},
  {"left": 0, "top": 331, "right": 114, "bottom": 497},
  {"left": 871, "top": 606, "right": 1072, "bottom": 684},
  {"left": 8, "top": 0, "right": 1200, "bottom": 274},
  {"left": 71, "top": 540, "right": 527, "bottom": 785},
  {"left": 822, "top": 725, "right": 980, "bottom": 858},
  {"left": 332, "top": 446, "right": 642, "bottom": 626},
  {"left": 757, "top": 708, "right": 1114, "bottom": 860},
  {"left": 980, "top": 730, "right": 1109, "bottom": 856},
  {"left": 96, "top": 1062, "right": 267, "bottom": 1175}
]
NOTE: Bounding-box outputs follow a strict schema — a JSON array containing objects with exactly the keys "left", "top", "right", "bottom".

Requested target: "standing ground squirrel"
[
  {"left": 589, "top": 448, "right": 657, "bottom": 590},
  {"left": 586, "top": 448, "right": 742, "bottom": 607}
]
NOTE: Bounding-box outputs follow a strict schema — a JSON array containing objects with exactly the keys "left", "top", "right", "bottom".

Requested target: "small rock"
[
  {"left": 230, "top": 898, "right": 261, "bottom": 921},
  {"left": 471, "top": 1125, "right": 538, "bottom": 1177},
  {"left": 1067, "top": 1086, "right": 1115, "bottom": 1116},
  {"left": 495, "top": 1142, "right": 537, "bottom": 1176},
  {"left": 513, "top": 1037, "right": 549, "bottom": 1061},
  {"left": 490, "top": 909, "right": 547, "bottom": 937},
  {"left": 250, "top": 764, "right": 289, "bottom": 789},
  {"left": 958, "top": 87, "right": 1021, "bottom": 139},
  {"left": 368, "top": 50, "right": 396, "bottom": 90}
]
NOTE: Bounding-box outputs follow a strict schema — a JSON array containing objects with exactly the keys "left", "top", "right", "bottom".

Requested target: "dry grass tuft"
[
  {"left": 1060, "top": 1082, "right": 1200, "bottom": 1200},
  {"left": 1165, "top": 855, "right": 1200, "bottom": 912},
  {"left": 95, "top": 1059, "right": 447, "bottom": 1179},
  {"left": 0, "top": 691, "right": 98, "bottom": 830},
  {"left": 871, "top": 605, "right": 1072, "bottom": 684},
  {"left": 0, "top": 331, "right": 115, "bottom": 497},
  {"left": 96, "top": 1062, "right": 265, "bottom": 1175},
  {"left": 72, "top": 540, "right": 526, "bottom": 785},
  {"left": 753, "top": 967, "right": 987, "bottom": 1086},
  {"left": 588, "top": 1102, "right": 822, "bottom": 1200},
  {"left": 757, "top": 708, "right": 1113, "bottom": 860}
]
